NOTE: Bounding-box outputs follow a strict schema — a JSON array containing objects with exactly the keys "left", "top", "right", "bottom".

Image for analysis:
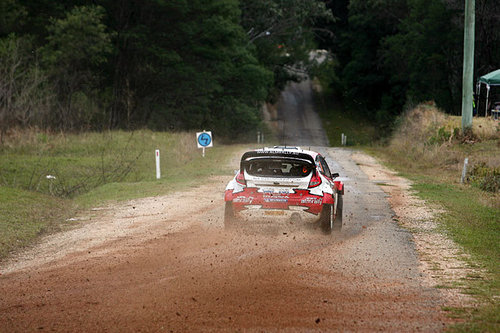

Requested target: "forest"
[{"left": 1, "top": 0, "right": 499, "bottom": 139}]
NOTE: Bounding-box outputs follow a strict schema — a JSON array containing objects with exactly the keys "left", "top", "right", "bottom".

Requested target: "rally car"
[{"left": 224, "top": 146, "right": 344, "bottom": 233}]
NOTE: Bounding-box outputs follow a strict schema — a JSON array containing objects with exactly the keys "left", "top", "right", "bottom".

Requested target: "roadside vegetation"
[
  {"left": 316, "top": 0, "right": 499, "bottom": 131},
  {"left": 366, "top": 103, "right": 499, "bottom": 331},
  {"left": 0, "top": 0, "right": 332, "bottom": 139},
  {"left": 0, "top": 129, "right": 250, "bottom": 261}
]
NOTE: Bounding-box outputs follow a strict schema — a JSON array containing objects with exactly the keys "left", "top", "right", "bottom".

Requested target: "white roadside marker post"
[
  {"left": 46, "top": 175, "right": 56, "bottom": 195},
  {"left": 461, "top": 157, "right": 469, "bottom": 184},
  {"left": 155, "top": 149, "right": 161, "bottom": 179}
]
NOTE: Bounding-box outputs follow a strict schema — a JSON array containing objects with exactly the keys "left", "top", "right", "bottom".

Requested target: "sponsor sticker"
[
  {"left": 301, "top": 197, "right": 322, "bottom": 205},
  {"left": 234, "top": 196, "right": 254, "bottom": 204},
  {"left": 264, "top": 198, "right": 288, "bottom": 203}
]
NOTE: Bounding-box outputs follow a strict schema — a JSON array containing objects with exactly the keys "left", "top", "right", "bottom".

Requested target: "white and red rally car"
[{"left": 224, "top": 146, "right": 344, "bottom": 233}]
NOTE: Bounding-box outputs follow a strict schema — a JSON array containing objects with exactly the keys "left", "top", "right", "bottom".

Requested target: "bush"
[{"left": 467, "top": 162, "right": 500, "bottom": 193}]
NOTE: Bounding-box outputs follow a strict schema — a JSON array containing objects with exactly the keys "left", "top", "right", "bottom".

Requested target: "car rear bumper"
[{"left": 225, "top": 187, "right": 332, "bottom": 215}]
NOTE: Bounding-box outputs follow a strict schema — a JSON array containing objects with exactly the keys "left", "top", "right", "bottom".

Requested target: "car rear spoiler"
[{"left": 240, "top": 150, "right": 315, "bottom": 170}]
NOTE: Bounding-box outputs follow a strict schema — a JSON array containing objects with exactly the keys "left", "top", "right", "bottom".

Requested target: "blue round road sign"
[{"left": 198, "top": 133, "right": 212, "bottom": 147}]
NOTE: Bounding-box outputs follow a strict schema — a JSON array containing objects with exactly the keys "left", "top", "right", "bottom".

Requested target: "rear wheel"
[
  {"left": 319, "top": 204, "right": 334, "bottom": 234},
  {"left": 224, "top": 201, "right": 237, "bottom": 229},
  {"left": 333, "top": 194, "right": 343, "bottom": 231}
]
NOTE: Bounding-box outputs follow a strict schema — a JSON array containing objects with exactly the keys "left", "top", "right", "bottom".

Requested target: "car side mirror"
[{"left": 331, "top": 173, "right": 339, "bottom": 179}]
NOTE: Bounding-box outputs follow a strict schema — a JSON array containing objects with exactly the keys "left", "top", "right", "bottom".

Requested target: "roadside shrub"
[
  {"left": 386, "top": 103, "right": 500, "bottom": 184},
  {"left": 428, "top": 126, "right": 451, "bottom": 145},
  {"left": 387, "top": 103, "right": 452, "bottom": 170},
  {"left": 467, "top": 162, "right": 500, "bottom": 193}
]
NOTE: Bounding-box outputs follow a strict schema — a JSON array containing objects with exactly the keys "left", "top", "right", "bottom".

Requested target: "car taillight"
[
  {"left": 308, "top": 170, "right": 322, "bottom": 188},
  {"left": 236, "top": 170, "right": 246, "bottom": 186}
]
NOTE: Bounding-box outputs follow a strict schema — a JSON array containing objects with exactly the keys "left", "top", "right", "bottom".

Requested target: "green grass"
[
  {"left": 0, "top": 130, "right": 249, "bottom": 261},
  {"left": 0, "top": 187, "right": 68, "bottom": 258},
  {"left": 411, "top": 180, "right": 499, "bottom": 332},
  {"left": 411, "top": 181, "right": 499, "bottom": 277},
  {"left": 75, "top": 142, "right": 246, "bottom": 208}
]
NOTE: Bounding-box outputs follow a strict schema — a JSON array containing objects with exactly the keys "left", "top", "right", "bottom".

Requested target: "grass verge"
[
  {"left": 0, "top": 187, "right": 67, "bottom": 259},
  {"left": 0, "top": 129, "right": 249, "bottom": 262}
]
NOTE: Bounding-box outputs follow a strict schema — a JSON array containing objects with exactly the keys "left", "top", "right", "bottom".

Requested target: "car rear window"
[{"left": 244, "top": 158, "right": 313, "bottom": 177}]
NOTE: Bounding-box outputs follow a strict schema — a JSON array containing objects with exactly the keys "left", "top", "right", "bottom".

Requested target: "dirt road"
[
  {"left": 276, "top": 79, "right": 330, "bottom": 147},
  {"left": 0, "top": 148, "right": 450, "bottom": 332},
  {"left": 0, "top": 81, "right": 453, "bottom": 332}
]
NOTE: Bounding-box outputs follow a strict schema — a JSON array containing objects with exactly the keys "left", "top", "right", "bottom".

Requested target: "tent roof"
[{"left": 479, "top": 69, "right": 500, "bottom": 85}]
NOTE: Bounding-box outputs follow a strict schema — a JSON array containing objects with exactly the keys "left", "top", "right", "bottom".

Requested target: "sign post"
[{"left": 196, "top": 131, "right": 213, "bottom": 157}]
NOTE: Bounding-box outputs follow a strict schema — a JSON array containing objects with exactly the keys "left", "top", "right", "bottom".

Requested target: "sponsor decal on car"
[
  {"left": 233, "top": 196, "right": 255, "bottom": 204},
  {"left": 263, "top": 197, "right": 288, "bottom": 203},
  {"left": 255, "top": 150, "right": 299, "bottom": 155},
  {"left": 300, "top": 197, "right": 323, "bottom": 205}
]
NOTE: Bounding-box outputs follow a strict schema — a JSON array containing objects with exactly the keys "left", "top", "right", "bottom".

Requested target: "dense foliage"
[
  {"left": 1, "top": 0, "right": 499, "bottom": 138},
  {"left": 0, "top": 0, "right": 330, "bottom": 139},
  {"left": 318, "top": 0, "right": 500, "bottom": 129}
]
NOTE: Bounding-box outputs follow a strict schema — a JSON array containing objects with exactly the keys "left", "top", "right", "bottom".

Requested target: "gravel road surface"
[
  {"left": 0, "top": 81, "right": 453, "bottom": 332},
  {"left": 276, "top": 79, "right": 329, "bottom": 147}
]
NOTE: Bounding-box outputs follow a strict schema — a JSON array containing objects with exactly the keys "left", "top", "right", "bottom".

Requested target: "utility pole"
[{"left": 461, "top": 0, "right": 475, "bottom": 131}]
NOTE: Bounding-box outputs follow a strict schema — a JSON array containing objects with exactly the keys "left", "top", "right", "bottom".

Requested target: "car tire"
[
  {"left": 333, "top": 194, "right": 343, "bottom": 231},
  {"left": 224, "top": 201, "right": 237, "bottom": 229},
  {"left": 319, "top": 204, "right": 334, "bottom": 234}
]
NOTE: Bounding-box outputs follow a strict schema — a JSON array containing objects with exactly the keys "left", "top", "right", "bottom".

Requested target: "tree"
[
  {"left": 0, "top": 34, "right": 52, "bottom": 141},
  {"left": 382, "top": 0, "right": 462, "bottom": 115},
  {"left": 334, "top": 0, "right": 408, "bottom": 123},
  {"left": 321, "top": 0, "right": 500, "bottom": 130},
  {"left": 40, "top": 5, "right": 114, "bottom": 130},
  {"left": 240, "top": 0, "right": 333, "bottom": 100},
  {"left": 445, "top": 0, "right": 500, "bottom": 75},
  {"left": 0, "top": 0, "right": 27, "bottom": 37},
  {"left": 102, "top": 0, "right": 273, "bottom": 137}
]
